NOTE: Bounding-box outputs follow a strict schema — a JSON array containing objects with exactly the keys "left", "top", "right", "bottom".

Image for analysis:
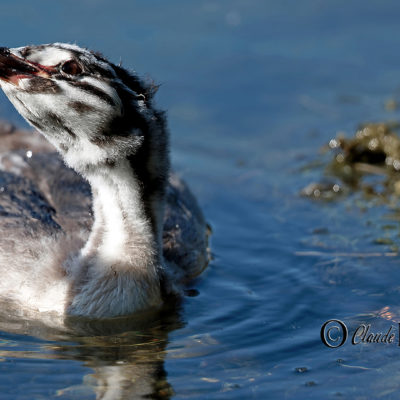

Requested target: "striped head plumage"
[{"left": 0, "top": 43, "right": 165, "bottom": 174}]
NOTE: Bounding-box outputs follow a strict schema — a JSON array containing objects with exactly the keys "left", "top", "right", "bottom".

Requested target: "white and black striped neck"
[{"left": 0, "top": 43, "right": 171, "bottom": 316}]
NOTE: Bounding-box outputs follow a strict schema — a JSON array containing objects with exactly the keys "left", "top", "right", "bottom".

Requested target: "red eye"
[{"left": 61, "top": 60, "right": 82, "bottom": 75}]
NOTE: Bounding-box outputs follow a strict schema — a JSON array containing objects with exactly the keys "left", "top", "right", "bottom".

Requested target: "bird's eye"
[{"left": 61, "top": 60, "right": 82, "bottom": 75}]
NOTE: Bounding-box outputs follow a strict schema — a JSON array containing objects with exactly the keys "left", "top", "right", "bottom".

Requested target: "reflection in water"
[{"left": 0, "top": 302, "right": 184, "bottom": 399}]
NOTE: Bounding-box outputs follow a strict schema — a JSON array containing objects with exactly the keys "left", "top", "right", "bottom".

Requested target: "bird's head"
[{"left": 0, "top": 43, "right": 157, "bottom": 172}]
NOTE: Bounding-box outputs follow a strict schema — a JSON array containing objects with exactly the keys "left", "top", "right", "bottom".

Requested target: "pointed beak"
[{"left": 0, "top": 47, "right": 53, "bottom": 85}]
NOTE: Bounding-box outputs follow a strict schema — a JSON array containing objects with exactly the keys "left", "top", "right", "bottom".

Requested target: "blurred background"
[{"left": 1, "top": 1, "right": 400, "bottom": 399}]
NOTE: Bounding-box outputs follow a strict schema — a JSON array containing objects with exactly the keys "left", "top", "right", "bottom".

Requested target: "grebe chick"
[{"left": 0, "top": 43, "right": 209, "bottom": 318}]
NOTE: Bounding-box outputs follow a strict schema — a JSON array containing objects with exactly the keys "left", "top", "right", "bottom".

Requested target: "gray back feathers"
[{"left": 0, "top": 43, "right": 208, "bottom": 319}]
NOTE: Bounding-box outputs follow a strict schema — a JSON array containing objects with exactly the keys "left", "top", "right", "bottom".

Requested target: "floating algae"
[
  {"left": 302, "top": 122, "right": 400, "bottom": 200},
  {"left": 301, "top": 122, "right": 400, "bottom": 253}
]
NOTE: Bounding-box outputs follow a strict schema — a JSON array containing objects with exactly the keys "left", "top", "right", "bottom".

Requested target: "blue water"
[{"left": 2, "top": 1, "right": 400, "bottom": 398}]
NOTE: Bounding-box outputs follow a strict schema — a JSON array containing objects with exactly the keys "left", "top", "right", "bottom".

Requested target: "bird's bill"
[{"left": 0, "top": 47, "right": 54, "bottom": 85}]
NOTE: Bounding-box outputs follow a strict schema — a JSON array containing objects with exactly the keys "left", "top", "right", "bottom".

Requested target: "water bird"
[{"left": 0, "top": 43, "right": 209, "bottom": 319}]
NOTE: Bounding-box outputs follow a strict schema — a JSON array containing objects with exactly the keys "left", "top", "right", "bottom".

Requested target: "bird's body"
[{"left": 0, "top": 43, "right": 209, "bottom": 319}]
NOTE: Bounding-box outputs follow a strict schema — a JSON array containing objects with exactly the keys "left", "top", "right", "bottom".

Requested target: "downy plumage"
[{"left": 0, "top": 43, "right": 209, "bottom": 319}]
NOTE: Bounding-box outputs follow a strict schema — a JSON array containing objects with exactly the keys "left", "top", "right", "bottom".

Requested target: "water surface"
[{"left": 1, "top": 1, "right": 400, "bottom": 398}]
